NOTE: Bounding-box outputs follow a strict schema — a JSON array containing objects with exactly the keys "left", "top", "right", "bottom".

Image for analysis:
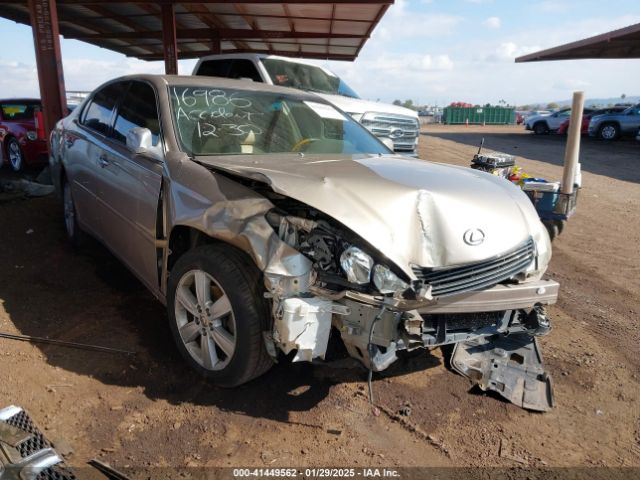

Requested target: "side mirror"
[
  {"left": 381, "top": 137, "right": 395, "bottom": 151},
  {"left": 126, "top": 127, "right": 153, "bottom": 154}
]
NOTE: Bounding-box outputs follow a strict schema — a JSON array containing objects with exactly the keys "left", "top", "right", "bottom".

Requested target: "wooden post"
[
  {"left": 161, "top": 3, "right": 178, "bottom": 75},
  {"left": 28, "top": 0, "right": 67, "bottom": 139},
  {"left": 561, "top": 91, "right": 585, "bottom": 194}
]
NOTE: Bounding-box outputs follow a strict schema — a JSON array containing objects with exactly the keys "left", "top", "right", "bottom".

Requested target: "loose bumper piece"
[{"left": 451, "top": 333, "right": 554, "bottom": 412}]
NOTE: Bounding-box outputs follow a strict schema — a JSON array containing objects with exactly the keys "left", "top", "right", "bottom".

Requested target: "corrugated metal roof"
[
  {"left": 516, "top": 22, "right": 640, "bottom": 62},
  {"left": 1, "top": 1, "right": 393, "bottom": 61}
]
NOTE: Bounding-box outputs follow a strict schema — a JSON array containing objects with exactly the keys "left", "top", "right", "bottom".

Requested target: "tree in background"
[
  {"left": 392, "top": 100, "right": 402, "bottom": 106},
  {"left": 402, "top": 99, "right": 414, "bottom": 109},
  {"left": 547, "top": 102, "right": 559, "bottom": 110}
]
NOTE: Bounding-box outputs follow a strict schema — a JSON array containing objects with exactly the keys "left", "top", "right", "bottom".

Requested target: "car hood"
[
  {"left": 196, "top": 154, "right": 546, "bottom": 277},
  {"left": 315, "top": 94, "right": 419, "bottom": 119}
]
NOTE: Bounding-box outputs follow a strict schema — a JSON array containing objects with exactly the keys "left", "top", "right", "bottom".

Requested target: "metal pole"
[
  {"left": 561, "top": 91, "right": 585, "bottom": 194},
  {"left": 161, "top": 3, "right": 178, "bottom": 75},
  {"left": 27, "top": 0, "right": 67, "bottom": 140}
]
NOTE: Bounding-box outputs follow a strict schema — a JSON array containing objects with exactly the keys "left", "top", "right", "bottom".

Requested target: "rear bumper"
[{"left": 418, "top": 279, "right": 559, "bottom": 314}]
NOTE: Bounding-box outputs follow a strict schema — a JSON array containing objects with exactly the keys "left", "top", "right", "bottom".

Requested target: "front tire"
[
  {"left": 533, "top": 122, "right": 548, "bottom": 135},
  {"left": 167, "top": 244, "right": 273, "bottom": 387},
  {"left": 7, "top": 138, "right": 24, "bottom": 171},
  {"left": 598, "top": 123, "right": 619, "bottom": 140}
]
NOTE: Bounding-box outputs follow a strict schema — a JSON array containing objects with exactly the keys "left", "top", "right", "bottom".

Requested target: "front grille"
[
  {"left": 360, "top": 112, "right": 419, "bottom": 150},
  {"left": 413, "top": 238, "right": 536, "bottom": 297}
]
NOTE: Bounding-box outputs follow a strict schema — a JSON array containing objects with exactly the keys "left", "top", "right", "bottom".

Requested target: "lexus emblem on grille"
[
  {"left": 389, "top": 128, "right": 404, "bottom": 139},
  {"left": 463, "top": 228, "right": 485, "bottom": 246}
]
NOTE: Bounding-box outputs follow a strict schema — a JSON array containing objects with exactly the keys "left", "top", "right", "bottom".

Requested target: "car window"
[
  {"left": 169, "top": 85, "right": 389, "bottom": 156},
  {"left": 0, "top": 102, "right": 40, "bottom": 120},
  {"left": 261, "top": 58, "right": 343, "bottom": 96},
  {"left": 81, "top": 82, "right": 128, "bottom": 135},
  {"left": 196, "top": 59, "right": 232, "bottom": 78},
  {"left": 228, "top": 60, "right": 262, "bottom": 82},
  {"left": 112, "top": 81, "right": 161, "bottom": 146}
]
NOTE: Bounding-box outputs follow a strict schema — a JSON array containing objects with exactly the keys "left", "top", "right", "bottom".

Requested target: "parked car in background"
[
  {"left": 0, "top": 98, "right": 48, "bottom": 171},
  {"left": 49, "top": 75, "right": 558, "bottom": 411},
  {"left": 557, "top": 106, "right": 627, "bottom": 135},
  {"left": 192, "top": 54, "right": 420, "bottom": 156},
  {"left": 588, "top": 104, "right": 640, "bottom": 140},
  {"left": 526, "top": 108, "right": 594, "bottom": 135}
]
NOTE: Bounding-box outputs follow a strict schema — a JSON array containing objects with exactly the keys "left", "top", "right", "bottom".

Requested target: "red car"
[
  {"left": 557, "top": 106, "right": 627, "bottom": 135},
  {"left": 0, "top": 99, "right": 49, "bottom": 171}
]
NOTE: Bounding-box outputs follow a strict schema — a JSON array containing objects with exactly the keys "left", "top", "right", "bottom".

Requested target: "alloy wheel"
[
  {"left": 8, "top": 140, "right": 23, "bottom": 171},
  {"left": 174, "top": 269, "right": 237, "bottom": 371},
  {"left": 600, "top": 125, "right": 617, "bottom": 140}
]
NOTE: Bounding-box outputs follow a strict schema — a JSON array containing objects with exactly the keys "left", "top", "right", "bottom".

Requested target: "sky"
[{"left": 0, "top": 0, "right": 639, "bottom": 106}]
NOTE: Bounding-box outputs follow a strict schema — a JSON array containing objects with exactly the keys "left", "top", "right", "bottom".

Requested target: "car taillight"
[{"left": 34, "top": 110, "right": 46, "bottom": 140}]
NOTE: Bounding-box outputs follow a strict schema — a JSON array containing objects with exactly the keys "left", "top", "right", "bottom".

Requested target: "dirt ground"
[{"left": 0, "top": 125, "right": 638, "bottom": 475}]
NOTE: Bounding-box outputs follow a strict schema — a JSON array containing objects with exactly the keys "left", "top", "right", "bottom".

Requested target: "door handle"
[
  {"left": 98, "top": 154, "right": 110, "bottom": 168},
  {"left": 64, "top": 136, "right": 74, "bottom": 148}
]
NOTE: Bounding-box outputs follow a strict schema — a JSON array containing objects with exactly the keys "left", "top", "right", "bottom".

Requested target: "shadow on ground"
[{"left": 0, "top": 189, "right": 441, "bottom": 424}]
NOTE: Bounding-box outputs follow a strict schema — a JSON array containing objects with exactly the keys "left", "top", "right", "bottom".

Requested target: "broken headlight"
[
  {"left": 340, "top": 246, "right": 374, "bottom": 284},
  {"left": 372, "top": 264, "right": 408, "bottom": 294}
]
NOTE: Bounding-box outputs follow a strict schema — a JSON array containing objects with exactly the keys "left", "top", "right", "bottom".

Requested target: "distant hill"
[
  {"left": 553, "top": 96, "right": 639, "bottom": 108},
  {"left": 522, "top": 96, "right": 639, "bottom": 110}
]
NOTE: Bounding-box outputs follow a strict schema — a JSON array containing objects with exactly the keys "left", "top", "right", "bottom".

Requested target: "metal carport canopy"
[
  {"left": 0, "top": 0, "right": 393, "bottom": 62},
  {"left": 515, "top": 22, "right": 640, "bottom": 62},
  {"left": 0, "top": 0, "right": 393, "bottom": 139}
]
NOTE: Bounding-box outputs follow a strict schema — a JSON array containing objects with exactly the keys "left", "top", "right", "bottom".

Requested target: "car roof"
[
  {"left": 0, "top": 98, "right": 41, "bottom": 103},
  {"left": 100, "top": 74, "right": 330, "bottom": 103}
]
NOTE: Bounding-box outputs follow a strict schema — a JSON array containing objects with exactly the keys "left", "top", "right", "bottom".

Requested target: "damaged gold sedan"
[{"left": 50, "top": 75, "right": 557, "bottom": 411}]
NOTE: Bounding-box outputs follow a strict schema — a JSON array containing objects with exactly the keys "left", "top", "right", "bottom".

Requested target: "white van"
[{"left": 192, "top": 54, "right": 420, "bottom": 156}]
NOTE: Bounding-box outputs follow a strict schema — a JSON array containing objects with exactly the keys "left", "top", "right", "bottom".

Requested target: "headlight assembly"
[
  {"left": 339, "top": 246, "right": 373, "bottom": 284},
  {"left": 372, "top": 264, "right": 408, "bottom": 294}
]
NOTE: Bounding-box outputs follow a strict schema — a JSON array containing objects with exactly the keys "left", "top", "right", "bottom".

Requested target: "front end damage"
[
  {"left": 184, "top": 157, "right": 559, "bottom": 412},
  {"left": 260, "top": 208, "right": 558, "bottom": 412}
]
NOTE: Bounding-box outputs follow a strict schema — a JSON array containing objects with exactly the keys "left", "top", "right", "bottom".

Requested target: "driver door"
[{"left": 92, "top": 81, "right": 164, "bottom": 291}]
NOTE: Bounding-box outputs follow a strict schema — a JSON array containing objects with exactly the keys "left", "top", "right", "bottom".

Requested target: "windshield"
[
  {"left": 261, "top": 58, "right": 359, "bottom": 98},
  {"left": 169, "top": 86, "right": 388, "bottom": 156},
  {"left": 1, "top": 101, "right": 40, "bottom": 120}
]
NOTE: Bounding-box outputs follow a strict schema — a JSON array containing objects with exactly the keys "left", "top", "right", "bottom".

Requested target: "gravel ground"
[{"left": 0, "top": 125, "right": 638, "bottom": 474}]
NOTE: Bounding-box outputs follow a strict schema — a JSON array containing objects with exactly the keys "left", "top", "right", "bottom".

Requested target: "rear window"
[{"left": 1, "top": 102, "right": 40, "bottom": 120}]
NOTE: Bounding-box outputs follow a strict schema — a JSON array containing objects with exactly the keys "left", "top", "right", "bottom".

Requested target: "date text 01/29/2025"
[{"left": 233, "top": 468, "right": 401, "bottom": 478}]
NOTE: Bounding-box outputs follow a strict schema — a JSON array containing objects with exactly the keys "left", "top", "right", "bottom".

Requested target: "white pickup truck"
[{"left": 192, "top": 54, "right": 420, "bottom": 155}]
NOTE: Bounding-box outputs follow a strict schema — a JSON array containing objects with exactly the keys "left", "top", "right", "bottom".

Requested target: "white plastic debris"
[{"left": 275, "top": 297, "right": 333, "bottom": 362}]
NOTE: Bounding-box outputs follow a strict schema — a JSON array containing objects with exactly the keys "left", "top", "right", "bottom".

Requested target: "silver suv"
[{"left": 50, "top": 75, "right": 558, "bottom": 410}]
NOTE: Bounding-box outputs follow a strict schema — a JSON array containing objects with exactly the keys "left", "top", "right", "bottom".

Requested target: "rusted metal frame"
[
  {"left": 9, "top": 0, "right": 394, "bottom": 4},
  {"left": 75, "top": 3, "right": 161, "bottom": 56},
  {"left": 280, "top": 3, "right": 299, "bottom": 55},
  {"left": 181, "top": 3, "right": 248, "bottom": 53},
  {"left": 328, "top": 3, "right": 336, "bottom": 56},
  {"left": 354, "top": 3, "right": 391, "bottom": 57},
  {"left": 27, "top": 0, "right": 67, "bottom": 140},
  {"left": 136, "top": 48, "right": 356, "bottom": 61},
  {"left": 172, "top": 38, "right": 359, "bottom": 49},
  {"left": 71, "top": 29, "right": 368, "bottom": 40},
  {"left": 159, "top": 3, "right": 178, "bottom": 74},
  {"left": 52, "top": 10, "right": 374, "bottom": 24},
  {"left": 515, "top": 22, "right": 640, "bottom": 62}
]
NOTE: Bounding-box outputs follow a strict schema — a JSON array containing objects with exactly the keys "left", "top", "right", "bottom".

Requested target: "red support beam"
[
  {"left": 27, "top": 0, "right": 67, "bottom": 139},
  {"left": 161, "top": 3, "right": 178, "bottom": 75}
]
